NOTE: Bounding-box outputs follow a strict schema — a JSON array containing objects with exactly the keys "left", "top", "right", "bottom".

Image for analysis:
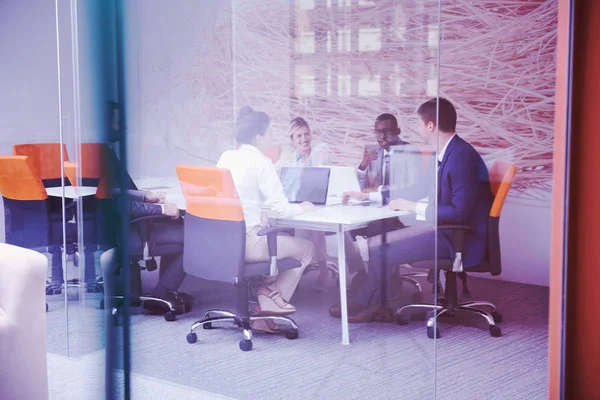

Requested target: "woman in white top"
[
  {"left": 217, "top": 107, "right": 315, "bottom": 332},
  {"left": 276, "top": 117, "right": 365, "bottom": 291}
]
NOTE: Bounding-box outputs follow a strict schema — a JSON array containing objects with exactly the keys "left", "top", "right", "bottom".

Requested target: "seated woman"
[
  {"left": 216, "top": 107, "right": 315, "bottom": 332},
  {"left": 275, "top": 117, "right": 365, "bottom": 291}
]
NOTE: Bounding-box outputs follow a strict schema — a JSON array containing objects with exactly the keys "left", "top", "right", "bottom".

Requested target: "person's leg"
[
  {"left": 344, "top": 233, "right": 365, "bottom": 274},
  {"left": 151, "top": 252, "right": 185, "bottom": 298},
  {"left": 84, "top": 247, "right": 97, "bottom": 284},
  {"left": 295, "top": 229, "right": 329, "bottom": 290},
  {"left": 245, "top": 226, "right": 314, "bottom": 304},
  {"left": 147, "top": 219, "right": 186, "bottom": 299},
  {"left": 352, "top": 224, "right": 450, "bottom": 307},
  {"left": 50, "top": 245, "right": 63, "bottom": 283}
]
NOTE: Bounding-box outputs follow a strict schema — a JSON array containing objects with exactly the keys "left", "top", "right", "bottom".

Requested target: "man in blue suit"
[{"left": 331, "top": 98, "right": 493, "bottom": 322}]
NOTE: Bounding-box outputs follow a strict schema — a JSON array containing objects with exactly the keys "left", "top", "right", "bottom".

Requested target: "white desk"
[
  {"left": 269, "top": 204, "right": 408, "bottom": 346},
  {"left": 46, "top": 186, "right": 97, "bottom": 199}
]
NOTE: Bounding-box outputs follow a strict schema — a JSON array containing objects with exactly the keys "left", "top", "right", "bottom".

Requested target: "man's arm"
[
  {"left": 425, "top": 156, "right": 479, "bottom": 224},
  {"left": 129, "top": 199, "right": 163, "bottom": 219}
]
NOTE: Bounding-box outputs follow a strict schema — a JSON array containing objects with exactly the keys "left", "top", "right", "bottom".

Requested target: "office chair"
[
  {"left": 0, "top": 156, "right": 77, "bottom": 311},
  {"left": 394, "top": 160, "right": 517, "bottom": 338},
  {"left": 100, "top": 214, "right": 190, "bottom": 322},
  {"left": 12, "top": 144, "right": 79, "bottom": 293},
  {"left": 176, "top": 165, "right": 301, "bottom": 351}
]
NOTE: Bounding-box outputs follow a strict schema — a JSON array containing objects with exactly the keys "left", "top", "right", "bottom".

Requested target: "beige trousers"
[
  {"left": 245, "top": 226, "right": 314, "bottom": 302},
  {"left": 294, "top": 229, "right": 365, "bottom": 274}
]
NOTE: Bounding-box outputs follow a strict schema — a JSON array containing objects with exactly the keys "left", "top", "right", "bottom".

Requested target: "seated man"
[
  {"left": 103, "top": 189, "right": 191, "bottom": 310},
  {"left": 343, "top": 113, "right": 423, "bottom": 289},
  {"left": 331, "top": 98, "right": 493, "bottom": 322}
]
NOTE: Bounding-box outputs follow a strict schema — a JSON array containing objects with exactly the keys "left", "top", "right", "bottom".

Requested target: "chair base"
[
  {"left": 186, "top": 308, "right": 299, "bottom": 351},
  {"left": 395, "top": 300, "right": 502, "bottom": 338},
  {"left": 103, "top": 294, "right": 188, "bottom": 322},
  {"left": 45, "top": 279, "right": 104, "bottom": 295}
]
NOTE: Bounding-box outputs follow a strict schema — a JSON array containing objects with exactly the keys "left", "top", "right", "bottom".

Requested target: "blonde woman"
[{"left": 277, "top": 117, "right": 365, "bottom": 291}]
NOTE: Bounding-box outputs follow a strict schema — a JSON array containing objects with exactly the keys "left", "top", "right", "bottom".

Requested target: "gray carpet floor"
[{"left": 46, "top": 268, "right": 549, "bottom": 400}]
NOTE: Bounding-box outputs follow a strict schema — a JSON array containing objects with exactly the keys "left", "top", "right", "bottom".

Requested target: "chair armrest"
[
  {"left": 256, "top": 226, "right": 291, "bottom": 258},
  {"left": 438, "top": 224, "right": 472, "bottom": 252},
  {"left": 256, "top": 226, "right": 291, "bottom": 276},
  {"left": 130, "top": 215, "right": 170, "bottom": 260}
]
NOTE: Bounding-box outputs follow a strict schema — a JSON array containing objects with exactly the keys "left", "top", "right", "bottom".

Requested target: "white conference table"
[
  {"left": 136, "top": 176, "right": 408, "bottom": 346},
  {"left": 46, "top": 186, "right": 97, "bottom": 199},
  {"left": 268, "top": 205, "right": 408, "bottom": 345}
]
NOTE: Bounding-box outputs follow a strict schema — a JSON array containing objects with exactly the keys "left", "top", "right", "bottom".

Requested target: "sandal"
[
  {"left": 256, "top": 287, "right": 296, "bottom": 315},
  {"left": 251, "top": 319, "right": 281, "bottom": 334}
]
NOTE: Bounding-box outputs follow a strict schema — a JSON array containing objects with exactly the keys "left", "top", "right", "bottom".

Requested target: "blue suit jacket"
[{"left": 385, "top": 135, "right": 493, "bottom": 269}]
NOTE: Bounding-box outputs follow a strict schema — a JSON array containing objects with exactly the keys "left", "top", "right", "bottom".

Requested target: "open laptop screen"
[{"left": 279, "top": 166, "right": 331, "bottom": 205}]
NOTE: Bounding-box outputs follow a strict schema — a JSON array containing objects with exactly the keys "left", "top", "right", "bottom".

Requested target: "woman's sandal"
[{"left": 256, "top": 287, "right": 296, "bottom": 315}]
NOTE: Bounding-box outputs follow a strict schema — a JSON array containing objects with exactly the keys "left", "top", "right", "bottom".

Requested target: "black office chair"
[
  {"left": 394, "top": 161, "right": 517, "bottom": 338},
  {"left": 100, "top": 214, "right": 190, "bottom": 322},
  {"left": 177, "top": 165, "right": 301, "bottom": 351}
]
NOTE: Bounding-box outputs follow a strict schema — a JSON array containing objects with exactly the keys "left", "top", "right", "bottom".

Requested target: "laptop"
[
  {"left": 279, "top": 166, "right": 331, "bottom": 206},
  {"left": 325, "top": 166, "right": 368, "bottom": 205}
]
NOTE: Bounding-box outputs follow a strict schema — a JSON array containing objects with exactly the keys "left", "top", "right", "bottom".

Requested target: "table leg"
[
  {"left": 380, "top": 229, "right": 388, "bottom": 308},
  {"left": 336, "top": 224, "right": 349, "bottom": 345}
]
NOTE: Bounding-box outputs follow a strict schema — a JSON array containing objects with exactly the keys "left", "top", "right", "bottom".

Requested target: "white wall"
[
  {"left": 122, "top": 1, "right": 552, "bottom": 287},
  {"left": 0, "top": 0, "right": 72, "bottom": 243}
]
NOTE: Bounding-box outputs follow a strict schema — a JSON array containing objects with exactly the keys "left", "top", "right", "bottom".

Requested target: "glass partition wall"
[
  {"left": 4, "top": 0, "right": 553, "bottom": 398},
  {"left": 120, "top": 0, "right": 441, "bottom": 398}
]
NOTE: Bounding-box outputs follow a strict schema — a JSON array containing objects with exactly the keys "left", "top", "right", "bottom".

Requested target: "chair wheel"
[
  {"left": 490, "top": 325, "right": 502, "bottom": 337},
  {"left": 186, "top": 332, "right": 197, "bottom": 344},
  {"left": 492, "top": 311, "right": 503, "bottom": 324},
  {"left": 239, "top": 339, "right": 253, "bottom": 351},
  {"left": 410, "top": 311, "right": 427, "bottom": 321},
  {"left": 411, "top": 292, "right": 423, "bottom": 303},
  {"left": 46, "top": 303, "right": 49, "bottom": 312},
  {"left": 427, "top": 326, "right": 440, "bottom": 339},
  {"left": 395, "top": 312, "right": 409, "bottom": 326},
  {"left": 99, "top": 298, "right": 105, "bottom": 309},
  {"left": 164, "top": 311, "right": 176, "bottom": 322},
  {"left": 285, "top": 329, "right": 299, "bottom": 340},
  {"left": 203, "top": 322, "right": 213, "bottom": 330}
]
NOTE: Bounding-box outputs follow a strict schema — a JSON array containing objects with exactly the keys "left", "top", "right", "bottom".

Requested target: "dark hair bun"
[{"left": 238, "top": 106, "right": 254, "bottom": 118}]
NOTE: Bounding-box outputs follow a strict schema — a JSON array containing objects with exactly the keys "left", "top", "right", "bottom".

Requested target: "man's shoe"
[
  {"left": 347, "top": 305, "right": 380, "bottom": 323},
  {"left": 328, "top": 298, "right": 363, "bottom": 318},
  {"left": 372, "top": 307, "right": 394, "bottom": 323}
]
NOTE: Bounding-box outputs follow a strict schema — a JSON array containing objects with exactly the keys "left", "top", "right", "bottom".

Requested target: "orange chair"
[
  {"left": 395, "top": 161, "right": 517, "bottom": 339},
  {"left": 177, "top": 165, "right": 302, "bottom": 351},
  {"left": 13, "top": 143, "right": 70, "bottom": 187},
  {"left": 0, "top": 156, "right": 78, "bottom": 300}
]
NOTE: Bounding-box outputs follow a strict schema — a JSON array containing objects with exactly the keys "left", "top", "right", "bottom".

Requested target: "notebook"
[{"left": 279, "top": 166, "right": 331, "bottom": 206}]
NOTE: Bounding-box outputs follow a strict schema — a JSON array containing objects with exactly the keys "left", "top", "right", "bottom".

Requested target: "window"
[
  {"left": 358, "top": 28, "right": 381, "bottom": 52},
  {"left": 428, "top": 24, "right": 439, "bottom": 48},
  {"left": 337, "top": 29, "right": 351, "bottom": 52},
  {"left": 298, "top": 0, "right": 315, "bottom": 10},
  {"left": 358, "top": 75, "right": 381, "bottom": 96},
  {"left": 338, "top": 75, "right": 351, "bottom": 97},
  {"left": 297, "top": 31, "right": 315, "bottom": 53}
]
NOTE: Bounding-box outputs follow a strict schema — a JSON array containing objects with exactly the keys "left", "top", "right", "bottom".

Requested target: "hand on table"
[
  {"left": 341, "top": 191, "right": 368, "bottom": 204},
  {"left": 144, "top": 191, "right": 167, "bottom": 204},
  {"left": 163, "top": 202, "right": 180, "bottom": 219},
  {"left": 388, "top": 198, "right": 417, "bottom": 213},
  {"left": 300, "top": 201, "right": 316, "bottom": 212}
]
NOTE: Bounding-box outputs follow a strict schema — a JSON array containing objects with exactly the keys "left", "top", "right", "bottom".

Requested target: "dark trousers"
[
  {"left": 149, "top": 218, "right": 185, "bottom": 293},
  {"left": 353, "top": 224, "right": 453, "bottom": 306},
  {"left": 50, "top": 245, "right": 97, "bottom": 284}
]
